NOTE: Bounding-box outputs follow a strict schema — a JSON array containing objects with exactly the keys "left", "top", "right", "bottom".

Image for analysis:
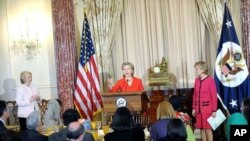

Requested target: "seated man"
[
  {"left": 0, "top": 100, "right": 20, "bottom": 141},
  {"left": 67, "top": 121, "right": 84, "bottom": 141},
  {"left": 43, "top": 99, "right": 62, "bottom": 129},
  {"left": 48, "top": 109, "right": 94, "bottom": 141},
  {"left": 20, "top": 111, "right": 48, "bottom": 141}
]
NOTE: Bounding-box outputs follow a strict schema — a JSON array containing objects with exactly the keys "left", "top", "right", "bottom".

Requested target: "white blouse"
[{"left": 15, "top": 84, "right": 40, "bottom": 118}]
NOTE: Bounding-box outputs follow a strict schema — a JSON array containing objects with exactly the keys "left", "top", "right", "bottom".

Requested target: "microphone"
[{"left": 123, "top": 79, "right": 129, "bottom": 92}]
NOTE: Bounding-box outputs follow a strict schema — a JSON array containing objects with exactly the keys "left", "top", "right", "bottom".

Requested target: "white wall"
[{"left": 0, "top": 0, "right": 57, "bottom": 101}]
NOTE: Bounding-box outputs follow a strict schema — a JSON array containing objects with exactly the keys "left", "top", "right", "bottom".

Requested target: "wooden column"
[
  {"left": 51, "top": 0, "right": 76, "bottom": 112},
  {"left": 241, "top": 0, "right": 250, "bottom": 70}
]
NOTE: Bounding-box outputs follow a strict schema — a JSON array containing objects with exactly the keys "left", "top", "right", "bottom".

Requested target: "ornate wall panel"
[
  {"left": 52, "top": 0, "right": 76, "bottom": 112},
  {"left": 241, "top": 0, "right": 250, "bottom": 70}
]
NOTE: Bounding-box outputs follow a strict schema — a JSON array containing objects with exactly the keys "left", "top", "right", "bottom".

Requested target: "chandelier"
[
  {"left": 11, "top": 37, "right": 41, "bottom": 61},
  {"left": 10, "top": 11, "right": 41, "bottom": 61}
]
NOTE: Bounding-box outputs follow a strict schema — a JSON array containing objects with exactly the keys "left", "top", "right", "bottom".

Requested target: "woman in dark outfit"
[{"left": 104, "top": 107, "right": 145, "bottom": 141}]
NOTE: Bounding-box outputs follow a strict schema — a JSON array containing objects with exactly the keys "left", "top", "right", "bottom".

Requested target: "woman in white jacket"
[{"left": 15, "top": 71, "right": 40, "bottom": 130}]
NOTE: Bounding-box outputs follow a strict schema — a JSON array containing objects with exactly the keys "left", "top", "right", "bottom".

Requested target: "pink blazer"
[{"left": 192, "top": 76, "right": 217, "bottom": 114}]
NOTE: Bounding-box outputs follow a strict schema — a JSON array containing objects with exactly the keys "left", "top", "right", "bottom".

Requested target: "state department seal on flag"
[
  {"left": 215, "top": 42, "right": 248, "bottom": 87},
  {"left": 214, "top": 3, "right": 250, "bottom": 114}
]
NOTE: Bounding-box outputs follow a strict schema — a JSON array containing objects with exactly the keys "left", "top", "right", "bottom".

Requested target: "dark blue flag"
[{"left": 215, "top": 4, "right": 250, "bottom": 114}]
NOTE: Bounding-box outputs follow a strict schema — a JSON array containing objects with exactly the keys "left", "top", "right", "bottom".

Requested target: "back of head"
[
  {"left": 110, "top": 106, "right": 136, "bottom": 131},
  {"left": 0, "top": 100, "right": 7, "bottom": 117},
  {"left": 226, "top": 112, "right": 248, "bottom": 141},
  {"left": 55, "top": 99, "right": 62, "bottom": 107},
  {"left": 67, "top": 121, "right": 84, "bottom": 141},
  {"left": 26, "top": 110, "right": 40, "bottom": 130},
  {"left": 242, "top": 98, "right": 250, "bottom": 124},
  {"left": 169, "top": 95, "right": 182, "bottom": 112},
  {"left": 63, "top": 109, "right": 80, "bottom": 126},
  {"left": 48, "top": 99, "right": 61, "bottom": 109},
  {"left": 167, "top": 118, "right": 187, "bottom": 141},
  {"left": 157, "top": 101, "right": 176, "bottom": 120}
]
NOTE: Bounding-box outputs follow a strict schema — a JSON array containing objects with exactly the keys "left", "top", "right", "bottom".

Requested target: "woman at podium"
[{"left": 107, "top": 62, "right": 144, "bottom": 92}]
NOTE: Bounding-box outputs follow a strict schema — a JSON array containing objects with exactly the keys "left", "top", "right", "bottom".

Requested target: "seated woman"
[
  {"left": 157, "top": 118, "right": 187, "bottom": 141},
  {"left": 169, "top": 95, "right": 195, "bottom": 141},
  {"left": 104, "top": 107, "right": 145, "bottom": 141},
  {"left": 150, "top": 101, "right": 176, "bottom": 141},
  {"left": 107, "top": 62, "right": 144, "bottom": 92},
  {"left": 43, "top": 99, "right": 62, "bottom": 129},
  {"left": 169, "top": 95, "right": 191, "bottom": 124}
]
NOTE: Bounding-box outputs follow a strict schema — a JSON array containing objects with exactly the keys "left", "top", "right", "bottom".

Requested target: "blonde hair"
[
  {"left": 121, "top": 62, "right": 135, "bottom": 77},
  {"left": 156, "top": 101, "right": 176, "bottom": 120},
  {"left": 194, "top": 61, "right": 208, "bottom": 74},
  {"left": 20, "top": 71, "right": 32, "bottom": 84}
]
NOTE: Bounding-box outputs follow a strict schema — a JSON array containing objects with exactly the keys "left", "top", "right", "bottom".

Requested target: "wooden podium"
[{"left": 102, "top": 91, "right": 149, "bottom": 125}]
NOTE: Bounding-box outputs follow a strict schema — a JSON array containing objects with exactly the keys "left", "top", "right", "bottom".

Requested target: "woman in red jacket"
[
  {"left": 107, "top": 62, "right": 144, "bottom": 92},
  {"left": 192, "top": 61, "right": 217, "bottom": 141}
]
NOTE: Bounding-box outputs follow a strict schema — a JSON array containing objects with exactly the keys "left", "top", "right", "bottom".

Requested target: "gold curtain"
[
  {"left": 195, "top": 0, "right": 232, "bottom": 44},
  {"left": 83, "top": 0, "right": 123, "bottom": 91},
  {"left": 111, "top": 0, "right": 214, "bottom": 89}
]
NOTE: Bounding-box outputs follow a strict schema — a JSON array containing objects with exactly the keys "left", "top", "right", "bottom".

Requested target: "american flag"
[
  {"left": 74, "top": 14, "right": 103, "bottom": 120},
  {"left": 214, "top": 4, "right": 250, "bottom": 114}
]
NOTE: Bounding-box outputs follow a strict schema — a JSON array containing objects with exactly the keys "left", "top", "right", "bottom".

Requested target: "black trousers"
[{"left": 19, "top": 117, "right": 27, "bottom": 130}]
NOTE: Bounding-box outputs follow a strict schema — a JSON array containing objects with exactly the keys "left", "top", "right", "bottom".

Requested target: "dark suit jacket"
[
  {"left": 48, "top": 127, "right": 94, "bottom": 141},
  {"left": 20, "top": 129, "right": 48, "bottom": 141},
  {"left": 104, "top": 125, "right": 145, "bottom": 141},
  {"left": 0, "top": 120, "right": 20, "bottom": 141},
  {"left": 82, "top": 132, "right": 95, "bottom": 141},
  {"left": 0, "top": 120, "right": 5, "bottom": 128},
  {"left": 48, "top": 128, "right": 67, "bottom": 141}
]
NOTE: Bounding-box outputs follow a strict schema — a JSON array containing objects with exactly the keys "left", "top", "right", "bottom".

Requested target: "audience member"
[
  {"left": 20, "top": 110, "right": 47, "bottom": 141},
  {"left": 43, "top": 99, "right": 62, "bottom": 129},
  {"left": 67, "top": 121, "right": 84, "bottom": 141},
  {"left": 107, "top": 62, "right": 144, "bottom": 92},
  {"left": 169, "top": 95, "right": 195, "bottom": 141},
  {"left": 48, "top": 109, "right": 94, "bottom": 141},
  {"left": 167, "top": 118, "right": 187, "bottom": 141},
  {"left": 169, "top": 95, "right": 191, "bottom": 124},
  {"left": 157, "top": 118, "right": 187, "bottom": 141},
  {"left": 104, "top": 106, "right": 145, "bottom": 141},
  {"left": 225, "top": 112, "right": 248, "bottom": 141},
  {"left": 150, "top": 101, "right": 176, "bottom": 141},
  {"left": 242, "top": 98, "right": 250, "bottom": 124},
  {"left": 16, "top": 71, "right": 40, "bottom": 130},
  {"left": 0, "top": 100, "right": 20, "bottom": 141}
]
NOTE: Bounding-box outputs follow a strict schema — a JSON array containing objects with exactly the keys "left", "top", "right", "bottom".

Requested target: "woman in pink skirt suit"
[{"left": 192, "top": 61, "right": 217, "bottom": 141}]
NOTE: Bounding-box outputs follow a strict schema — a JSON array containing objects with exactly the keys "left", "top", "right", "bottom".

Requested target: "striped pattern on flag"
[{"left": 74, "top": 13, "right": 103, "bottom": 120}]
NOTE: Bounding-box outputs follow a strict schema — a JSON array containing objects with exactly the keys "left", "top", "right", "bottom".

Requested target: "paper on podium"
[{"left": 207, "top": 109, "right": 226, "bottom": 130}]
